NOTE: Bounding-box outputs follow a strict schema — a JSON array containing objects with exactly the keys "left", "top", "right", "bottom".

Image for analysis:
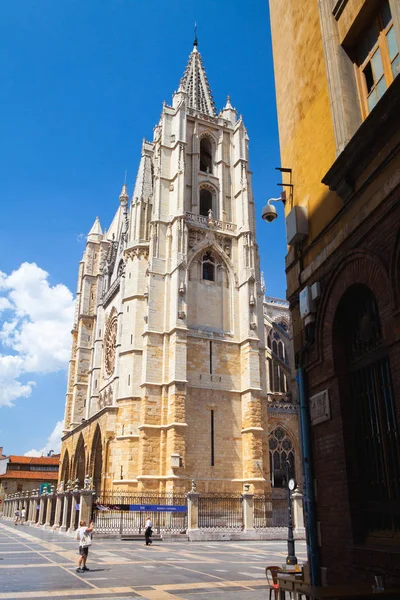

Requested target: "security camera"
[
  {"left": 262, "top": 202, "right": 278, "bottom": 222},
  {"left": 262, "top": 197, "right": 281, "bottom": 223}
]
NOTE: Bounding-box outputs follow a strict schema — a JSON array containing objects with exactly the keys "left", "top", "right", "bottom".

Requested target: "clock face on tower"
[{"left": 104, "top": 312, "right": 118, "bottom": 376}]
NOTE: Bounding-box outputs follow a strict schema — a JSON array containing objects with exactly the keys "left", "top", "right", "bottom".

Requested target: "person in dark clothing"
[{"left": 145, "top": 516, "right": 153, "bottom": 545}]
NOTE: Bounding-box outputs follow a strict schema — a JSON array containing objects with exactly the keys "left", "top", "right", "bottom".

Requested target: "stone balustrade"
[{"left": 1, "top": 477, "right": 96, "bottom": 536}]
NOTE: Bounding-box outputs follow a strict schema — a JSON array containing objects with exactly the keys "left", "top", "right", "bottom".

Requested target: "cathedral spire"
[{"left": 179, "top": 43, "right": 216, "bottom": 117}]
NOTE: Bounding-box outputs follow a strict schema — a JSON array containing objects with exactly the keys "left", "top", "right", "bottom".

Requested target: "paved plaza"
[{"left": 0, "top": 520, "right": 306, "bottom": 600}]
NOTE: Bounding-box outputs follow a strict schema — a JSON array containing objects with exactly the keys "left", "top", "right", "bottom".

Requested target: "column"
[
  {"left": 28, "top": 491, "right": 36, "bottom": 524},
  {"left": 60, "top": 494, "right": 69, "bottom": 532},
  {"left": 12, "top": 496, "right": 17, "bottom": 519},
  {"left": 186, "top": 491, "right": 200, "bottom": 531},
  {"left": 43, "top": 489, "right": 55, "bottom": 529},
  {"left": 242, "top": 491, "right": 254, "bottom": 531},
  {"left": 53, "top": 494, "right": 63, "bottom": 530},
  {"left": 79, "top": 490, "right": 94, "bottom": 526},
  {"left": 38, "top": 494, "right": 46, "bottom": 526},
  {"left": 292, "top": 488, "right": 306, "bottom": 539},
  {"left": 32, "top": 491, "right": 40, "bottom": 524},
  {"left": 67, "top": 493, "right": 78, "bottom": 534}
]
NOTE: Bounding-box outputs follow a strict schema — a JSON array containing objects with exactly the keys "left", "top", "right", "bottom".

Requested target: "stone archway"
[
  {"left": 74, "top": 435, "right": 86, "bottom": 486},
  {"left": 90, "top": 426, "right": 103, "bottom": 494},
  {"left": 60, "top": 450, "right": 70, "bottom": 484}
]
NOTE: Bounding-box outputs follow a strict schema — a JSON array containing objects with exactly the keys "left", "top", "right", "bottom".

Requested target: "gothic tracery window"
[
  {"left": 104, "top": 311, "right": 118, "bottom": 376},
  {"left": 269, "top": 427, "right": 295, "bottom": 488}
]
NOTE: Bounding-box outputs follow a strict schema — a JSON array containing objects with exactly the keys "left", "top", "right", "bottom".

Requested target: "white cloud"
[
  {"left": 25, "top": 420, "right": 64, "bottom": 457},
  {"left": 0, "top": 262, "right": 75, "bottom": 406}
]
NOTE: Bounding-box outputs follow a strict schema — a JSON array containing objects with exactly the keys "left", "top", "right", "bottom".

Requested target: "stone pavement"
[{"left": 0, "top": 520, "right": 307, "bottom": 600}]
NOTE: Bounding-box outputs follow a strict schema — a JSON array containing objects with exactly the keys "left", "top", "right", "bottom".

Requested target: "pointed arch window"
[
  {"left": 269, "top": 427, "right": 295, "bottom": 488},
  {"left": 200, "top": 188, "right": 213, "bottom": 216},
  {"left": 202, "top": 251, "right": 215, "bottom": 282},
  {"left": 200, "top": 136, "right": 213, "bottom": 173}
]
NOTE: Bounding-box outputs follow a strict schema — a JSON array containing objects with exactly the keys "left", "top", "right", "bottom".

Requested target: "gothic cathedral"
[{"left": 60, "top": 41, "right": 299, "bottom": 495}]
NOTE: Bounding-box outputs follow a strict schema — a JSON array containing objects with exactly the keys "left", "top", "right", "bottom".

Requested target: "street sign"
[{"left": 129, "top": 504, "right": 186, "bottom": 512}]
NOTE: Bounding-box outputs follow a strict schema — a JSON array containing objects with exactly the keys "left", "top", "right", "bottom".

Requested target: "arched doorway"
[
  {"left": 90, "top": 426, "right": 103, "bottom": 494},
  {"left": 74, "top": 435, "right": 86, "bottom": 486},
  {"left": 60, "top": 450, "right": 70, "bottom": 484},
  {"left": 333, "top": 284, "right": 400, "bottom": 539}
]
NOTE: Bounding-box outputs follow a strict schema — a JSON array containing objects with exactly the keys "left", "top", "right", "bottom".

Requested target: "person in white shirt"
[
  {"left": 76, "top": 520, "right": 94, "bottom": 572},
  {"left": 145, "top": 516, "right": 153, "bottom": 546},
  {"left": 21, "top": 507, "right": 26, "bottom": 524}
]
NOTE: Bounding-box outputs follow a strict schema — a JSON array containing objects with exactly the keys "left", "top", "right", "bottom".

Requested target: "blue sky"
[{"left": 0, "top": 0, "right": 286, "bottom": 455}]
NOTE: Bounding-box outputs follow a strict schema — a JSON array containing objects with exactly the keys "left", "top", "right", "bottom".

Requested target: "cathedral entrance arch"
[
  {"left": 73, "top": 434, "right": 86, "bottom": 486},
  {"left": 90, "top": 426, "right": 103, "bottom": 494},
  {"left": 60, "top": 450, "right": 70, "bottom": 484}
]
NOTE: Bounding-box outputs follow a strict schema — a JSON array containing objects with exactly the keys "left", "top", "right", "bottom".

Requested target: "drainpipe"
[{"left": 297, "top": 364, "right": 320, "bottom": 586}]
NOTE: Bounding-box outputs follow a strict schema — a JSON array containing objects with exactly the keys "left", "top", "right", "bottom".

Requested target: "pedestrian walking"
[
  {"left": 21, "top": 507, "right": 26, "bottom": 525},
  {"left": 14, "top": 509, "right": 20, "bottom": 526},
  {"left": 76, "top": 520, "right": 94, "bottom": 573},
  {"left": 145, "top": 516, "right": 153, "bottom": 545}
]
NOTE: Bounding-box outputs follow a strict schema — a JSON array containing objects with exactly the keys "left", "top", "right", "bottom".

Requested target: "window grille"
[{"left": 337, "top": 285, "right": 400, "bottom": 538}]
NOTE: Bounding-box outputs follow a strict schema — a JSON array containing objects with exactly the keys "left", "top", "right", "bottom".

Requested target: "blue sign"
[{"left": 129, "top": 504, "right": 186, "bottom": 512}]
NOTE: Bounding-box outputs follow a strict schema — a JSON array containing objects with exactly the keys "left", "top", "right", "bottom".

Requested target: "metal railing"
[
  {"left": 198, "top": 494, "right": 243, "bottom": 529},
  {"left": 253, "top": 493, "right": 288, "bottom": 528},
  {"left": 92, "top": 491, "right": 188, "bottom": 535}
]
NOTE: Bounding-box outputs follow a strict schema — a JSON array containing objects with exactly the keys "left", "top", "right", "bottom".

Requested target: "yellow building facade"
[{"left": 269, "top": 0, "right": 400, "bottom": 586}]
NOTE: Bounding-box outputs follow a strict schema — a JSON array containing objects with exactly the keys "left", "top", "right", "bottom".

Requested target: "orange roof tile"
[
  {"left": 0, "top": 471, "right": 58, "bottom": 481},
  {"left": 8, "top": 455, "right": 60, "bottom": 465}
]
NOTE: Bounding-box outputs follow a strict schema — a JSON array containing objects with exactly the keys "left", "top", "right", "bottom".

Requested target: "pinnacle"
[
  {"left": 224, "top": 95, "right": 233, "bottom": 110},
  {"left": 87, "top": 216, "right": 103, "bottom": 241},
  {"left": 119, "top": 183, "right": 129, "bottom": 202}
]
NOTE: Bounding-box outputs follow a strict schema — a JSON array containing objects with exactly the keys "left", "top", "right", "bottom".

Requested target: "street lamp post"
[{"left": 286, "top": 460, "right": 298, "bottom": 565}]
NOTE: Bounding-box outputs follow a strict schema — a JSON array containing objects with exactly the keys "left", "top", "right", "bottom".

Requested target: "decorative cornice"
[
  {"left": 322, "top": 77, "right": 400, "bottom": 202},
  {"left": 267, "top": 402, "right": 298, "bottom": 414}
]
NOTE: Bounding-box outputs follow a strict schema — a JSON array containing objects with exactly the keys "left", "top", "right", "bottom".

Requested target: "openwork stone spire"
[
  {"left": 179, "top": 45, "right": 216, "bottom": 117},
  {"left": 132, "top": 148, "right": 153, "bottom": 202}
]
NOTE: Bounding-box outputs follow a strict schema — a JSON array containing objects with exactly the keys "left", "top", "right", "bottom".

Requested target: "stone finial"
[
  {"left": 50, "top": 485, "right": 55, "bottom": 495},
  {"left": 84, "top": 474, "right": 92, "bottom": 490},
  {"left": 74, "top": 478, "right": 79, "bottom": 492},
  {"left": 119, "top": 182, "right": 129, "bottom": 205},
  {"left": 191, "top": 479, "right": 197, "bottom": 492},
  {"left": 59, "top": 481, "right": 65, "bottom": 493},
  {"left": 66, "top": 480, "right": 72, "bottom": 492}
]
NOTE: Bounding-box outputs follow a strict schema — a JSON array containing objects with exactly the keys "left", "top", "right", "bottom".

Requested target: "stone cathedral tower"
[{"left": 60, "top": 41, "right": 271, "bottom": 495}]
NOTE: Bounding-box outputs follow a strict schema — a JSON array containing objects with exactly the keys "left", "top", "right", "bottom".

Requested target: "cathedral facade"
[{"left": 60, "top": 42, "right": 299, "bottom": 495}]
